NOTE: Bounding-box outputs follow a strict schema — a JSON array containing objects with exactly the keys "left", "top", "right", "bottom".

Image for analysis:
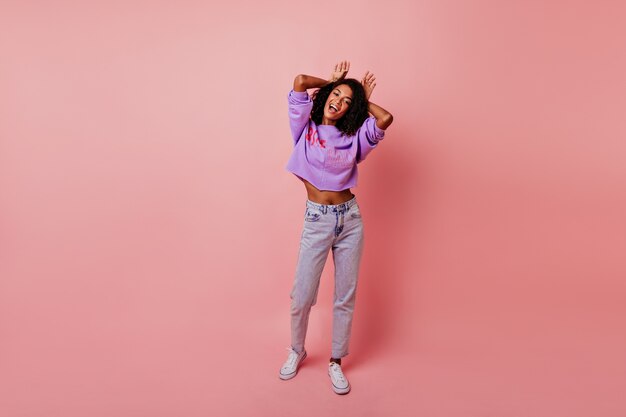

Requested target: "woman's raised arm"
[
  {"left": 293, "top": 61, "right": 351, "bottom": 92},
  {"left": 361, "top": 71, "right": 393, "bottom": 130}
]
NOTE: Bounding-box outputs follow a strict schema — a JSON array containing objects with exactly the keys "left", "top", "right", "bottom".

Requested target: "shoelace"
[
  {"left": 329, "top": 363, "right": 346, "bottom": 383},
  {"left": 284, "top": 348, "right": 299, "bottom": 368}
]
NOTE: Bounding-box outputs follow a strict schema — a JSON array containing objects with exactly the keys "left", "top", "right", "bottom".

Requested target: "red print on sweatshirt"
[{"left": 305, "top": 124, "right": 326, "bottom": 149}]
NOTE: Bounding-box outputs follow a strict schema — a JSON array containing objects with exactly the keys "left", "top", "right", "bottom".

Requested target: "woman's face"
[{"left": 323, "top": 84, "right": 353, "bottom": 123}]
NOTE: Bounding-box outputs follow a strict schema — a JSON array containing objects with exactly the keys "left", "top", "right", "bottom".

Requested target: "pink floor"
[{"left": 1, "top": 263, "right": 624, "bottom": 416}]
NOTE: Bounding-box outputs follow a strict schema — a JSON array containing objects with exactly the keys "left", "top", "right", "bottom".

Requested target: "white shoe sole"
[{"left": 279, "top": 351, "right": 307, "bottom": 380}]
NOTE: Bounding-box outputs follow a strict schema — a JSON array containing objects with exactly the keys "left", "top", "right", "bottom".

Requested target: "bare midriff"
[{"left": 298, "top": 176, "right": 355, "bottom": 205}]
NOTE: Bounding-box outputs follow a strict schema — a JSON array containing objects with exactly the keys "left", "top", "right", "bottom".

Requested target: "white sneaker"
[
  {"left": 328, "top": 362, "right": 351, "bottom": 394},
  {"left": 279, "top": 348, "right": 307, "bottom": 380}
]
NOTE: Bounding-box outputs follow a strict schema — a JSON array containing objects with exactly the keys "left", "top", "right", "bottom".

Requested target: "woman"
[{"left": 279, "top": 61, "right": 393, "bottom": 395}]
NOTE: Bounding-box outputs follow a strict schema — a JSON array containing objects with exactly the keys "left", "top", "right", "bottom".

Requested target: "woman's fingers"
[
  {"left": 333, "top": 61, "right": 350, "bottom": 79},
  {"left": 362, "top": 71, "right": 376, "bottom": 85},
  {"left": 360, "top": 70, "right": 377, "bottom": 98}
]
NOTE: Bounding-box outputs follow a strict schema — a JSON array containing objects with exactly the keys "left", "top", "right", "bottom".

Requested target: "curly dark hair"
[{"left": 310, "top": 78, "right": 369, "bottom": 137}]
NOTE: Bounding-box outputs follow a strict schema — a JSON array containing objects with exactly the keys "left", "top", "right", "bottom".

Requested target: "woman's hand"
[
  {"left": 362, "top": 71, "right": 392, "bottom": 129},
  {"left": 329, "top": 60, "right": 350, "bottom": 83},
  {"left": 361, "top": 71, "right": 376, "bottom": 100}
]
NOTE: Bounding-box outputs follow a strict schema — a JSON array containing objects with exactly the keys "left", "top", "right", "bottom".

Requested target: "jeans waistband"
[{"left": 306, "top": 196, "right": 357, "bottom": 214}]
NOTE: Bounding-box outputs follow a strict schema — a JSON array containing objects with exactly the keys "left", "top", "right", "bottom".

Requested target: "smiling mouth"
[{"left": 329, "top": 104, "right": 339, "bottom": 113}]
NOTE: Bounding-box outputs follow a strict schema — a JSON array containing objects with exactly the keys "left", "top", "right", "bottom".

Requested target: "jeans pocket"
[
  {"left": 349, "top": 205, "right": 362, "bottom": 219},
  {"left": 304, "top": 208, "right": 322, "bottom": 222}
]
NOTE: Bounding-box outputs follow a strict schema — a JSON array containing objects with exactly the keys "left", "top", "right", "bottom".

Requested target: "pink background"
[{"left": 1, "top": 1, "right": 625, "bottom": 416}]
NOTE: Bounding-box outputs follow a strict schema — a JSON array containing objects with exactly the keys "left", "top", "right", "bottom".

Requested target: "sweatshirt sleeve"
[
  {"left": 288, "top": 89, "right": 313, "bottom": 145},
  {"left": 356, "top": 116, "right": 386, "bottom": 163}
]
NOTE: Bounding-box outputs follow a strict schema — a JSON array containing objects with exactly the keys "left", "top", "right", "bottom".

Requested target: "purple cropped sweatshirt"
[{"left": 285, "top": 89, "right": 385, "bottom": 191}]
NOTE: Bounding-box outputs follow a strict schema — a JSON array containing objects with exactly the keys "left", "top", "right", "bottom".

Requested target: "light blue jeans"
[{"left": 290, "top": 196, "right": 364, "bottom": 359}]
